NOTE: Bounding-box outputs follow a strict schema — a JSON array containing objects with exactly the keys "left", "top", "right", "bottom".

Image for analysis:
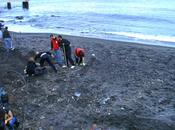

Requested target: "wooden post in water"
[
  {"left": 7, "top": 2, "right": 11, "bottom": 9},
  {"left": 22, "top": 0, "right": 29, "bottom": 9}
]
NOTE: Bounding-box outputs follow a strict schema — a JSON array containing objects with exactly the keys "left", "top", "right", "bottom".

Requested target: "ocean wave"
[
  {"left": 85, "top": 12, "right": 174, "bottom": 24},
  {"left": 107, "top": 32, "right": 175, "bottom": 43},
  {"left": 109, "top": 14, "right": 174, "bottom": 24}
]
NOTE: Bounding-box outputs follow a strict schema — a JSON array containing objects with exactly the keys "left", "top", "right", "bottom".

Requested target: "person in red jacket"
[
  {"left": 50, "top": 34, "right": 63, "bottom": 67},
  {"left": 74, "top": 48, "right": 85, "bottom": 66}
]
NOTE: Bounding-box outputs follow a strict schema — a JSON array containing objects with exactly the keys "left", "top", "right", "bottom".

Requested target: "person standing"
[
  {"left": 50, "top": 34, "right": 64, "bottom": 67},
  {"left": 58, "top": 35, "right": 75, "bottom": 68},
  {"left": 3, "top": 27, "right": 14, "bottom": 52},
  {"left": 74, "top": 47, "right": 85, "bottom": 66},
  {"left": 35, "top": 51, "right": 57, "bottom": 73}
]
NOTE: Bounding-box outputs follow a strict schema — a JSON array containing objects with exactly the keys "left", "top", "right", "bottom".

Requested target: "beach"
[{"left": 0, "top": 33, "right": 175, "bottom": 129}]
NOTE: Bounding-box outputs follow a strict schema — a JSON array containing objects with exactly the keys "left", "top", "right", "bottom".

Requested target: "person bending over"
[
  {"left": 3, "top": 107, "right": 19, "bottom": 130},
  {"left": 25, "top": 57, "right": 45, "bottom": 76},
  {"left": 35, "top": 51, "right": 57, "bottom": 73},
  {"left": 74, "top": 48, "right": 85, "bottom": 66}
]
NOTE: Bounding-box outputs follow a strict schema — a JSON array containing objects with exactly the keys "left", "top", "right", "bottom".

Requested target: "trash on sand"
[
  {"left": 39, "top": 127, "right": 43, "bottom": 130},
  {"left": 71, "top": 66, "right": 75, "bottom": 69},
  {"left": 92, "top": 53, "right": 95, "bottom": 57},
  {"left": 121, "top": 107, "right": 125, "bottom": 110},
  {"left": 63, "top": 79, "right": 67, "bottom": 82},
  {"left": 52, "top": 88, "right": 56, "bottom": 91},
  {"left": 74, "top": 91, "right": 81, "bottom": 97},
  {"left": 102, "top": 97, "right": 110, "bottom": 104},
  {"left": 40, "top": 115, "right": 45, "bottom": 119}
]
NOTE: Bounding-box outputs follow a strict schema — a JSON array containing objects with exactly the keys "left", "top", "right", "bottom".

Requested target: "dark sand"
[{"left": 0, "top": 33, "right": 175, "bottom": 130}]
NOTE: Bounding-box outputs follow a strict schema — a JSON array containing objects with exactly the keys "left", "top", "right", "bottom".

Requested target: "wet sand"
[{"left": 0, "top": 32, "right": 175, "bottom": 130}]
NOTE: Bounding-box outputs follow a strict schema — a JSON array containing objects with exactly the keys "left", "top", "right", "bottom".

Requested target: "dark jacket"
[
  {"left": 60, "top": 39, "right": 71, "bottom": 51},
  {"left": 26, "top": 61, "right": 37, "bottom": 76},
  {"left": 3, "top": 29, "right": 11, "bottom": 39},
  {"left": 35, "top": 52, "right": 52, "bottom": 61}
]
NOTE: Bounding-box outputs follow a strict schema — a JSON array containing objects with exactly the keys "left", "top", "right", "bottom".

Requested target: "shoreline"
[{"left": 11, "top": 31, "right": 175, "bottom": 52}]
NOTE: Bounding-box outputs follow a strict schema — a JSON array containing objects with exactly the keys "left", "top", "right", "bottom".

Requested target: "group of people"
[
  {"left": 0, "top": 24, "right": 14, "bottom": 52},
  {"left": 0, "top": 24, "right": 85, "bottom": 77},
  {"left": 50, "top": 35, "right": 85, "bottom": 67},
  {"left": 25, "top": 34, "right": 85, "bottom": 76}
]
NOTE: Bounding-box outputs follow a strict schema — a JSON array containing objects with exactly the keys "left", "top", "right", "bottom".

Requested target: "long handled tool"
[{"left": 63, "top": 43, "right": 68, "bottom": 67}]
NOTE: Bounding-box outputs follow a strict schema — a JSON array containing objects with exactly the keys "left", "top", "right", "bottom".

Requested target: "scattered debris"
[
  {"left": 92, "top": 54, "right": 95, "bottom": 57},
  {"left": 121, "top": 107, "right": 125, "bottom": 110},
  {"left": 74, "top": 91, "right": 81, "bottom": 97},
  {"left": 102, "top": 97, "right": 110, "bottom": 104}
]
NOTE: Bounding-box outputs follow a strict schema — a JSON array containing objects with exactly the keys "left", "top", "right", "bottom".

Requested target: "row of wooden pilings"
[{"left": 7, "top": 1, "right": 29, "bottom": 9}]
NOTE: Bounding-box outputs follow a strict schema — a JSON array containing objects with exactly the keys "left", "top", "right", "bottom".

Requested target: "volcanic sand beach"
[{"left": 0, "top": 32, "right": 175, "bottom": 130}]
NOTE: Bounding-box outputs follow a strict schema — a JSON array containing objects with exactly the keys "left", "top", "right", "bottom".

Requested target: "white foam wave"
[{"left": 108, "top": 32, "right": 175, "bottom": 43}]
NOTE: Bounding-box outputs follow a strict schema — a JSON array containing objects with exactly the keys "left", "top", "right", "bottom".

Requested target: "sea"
[{"left": 0, "top": 0, "right": 175, "bottom": 47}]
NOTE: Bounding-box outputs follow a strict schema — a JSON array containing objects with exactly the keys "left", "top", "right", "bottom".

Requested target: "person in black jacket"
[
  {"left": 35, "top": 51, "right": 57, "bottom": 73},
  {"left": 58, "top": 35, "right": 75, "bottom": 68},
  {"left": 25, "top": 57, "right": 45, "bottom": 76}
]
